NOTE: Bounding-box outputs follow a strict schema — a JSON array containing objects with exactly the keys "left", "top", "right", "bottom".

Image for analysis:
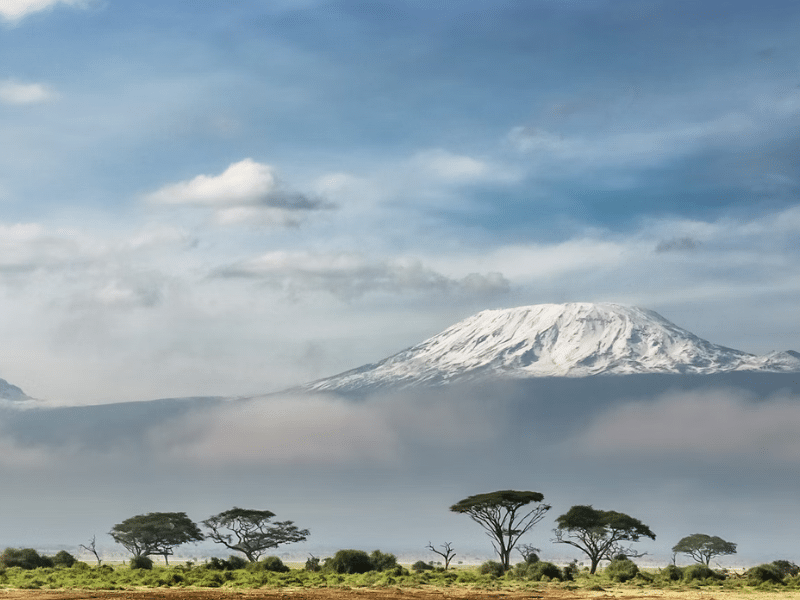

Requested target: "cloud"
[
  {"left": 146, "top": 159, "right": 333, "bottom": 225},
  {"left": 0, "top": 0, "right": 87, "bottom": 22},
  {"left": 570, "top": 388, "right": 800, "bottom": 464},
  {"left": 213, "top": 251, "right": 510, "bottom": 300},
  {"left": 413, "top": 149, "right": 489, "bottom": 182},
  {"left": 655, "top": 236, "right": 701, "bottom": 253},
  {"left": 507, "top": 111, "right": 760, "bottom": 175},
  {"left": 0, "top": 80, "right": 57, "bottom": 104}
]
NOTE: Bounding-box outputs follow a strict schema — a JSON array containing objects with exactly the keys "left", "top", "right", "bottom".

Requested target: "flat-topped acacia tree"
[
  {"left": 109, "top": 512, "right": 203, "bottom": 565},
  {"left": 672, "top": 534, "right": 737, "bottom": 566},
  {"left": 450, "top": 490, "right": 551, "bottom": 570},
  {"left": 553, "top": 505, "right": 655, "bottom": 574},
  {"left": 202, "top": 507, "right": 309, "bottom": 562}
]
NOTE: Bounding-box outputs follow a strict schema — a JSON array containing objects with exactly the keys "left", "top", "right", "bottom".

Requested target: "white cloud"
[
  {"left": 413, "top": 149, "right": 489, "bottom": 181},
  {"left": 0, "top": 80, "right": 57, "bottom": 104},
  {"left": 214, "top": 251, "right": 510, "bottom": 300},
  {"left": 0, "top": 0, "right": 87, "bottom": 22},
  {"left": 147, "top": 159, "right": 277, "bottom": 207},
  {"left": 146, "top": 159, "right": 332, "bottom": 225}
]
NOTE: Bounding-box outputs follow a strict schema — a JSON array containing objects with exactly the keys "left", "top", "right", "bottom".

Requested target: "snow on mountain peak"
[{"left": 305, "top": 302, "right": 800, "bottom": 392}]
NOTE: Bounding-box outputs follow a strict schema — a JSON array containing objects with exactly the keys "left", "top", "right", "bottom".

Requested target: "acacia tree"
[
  {"left": 450, "top": 490, "right": 551, "bottom": 570},
  {"left": 553, "top": 505, "right": 655, "bottom": 574},
  {"left": 202, "top": 507, "right": 309, "bottom": 562},
  {"left": 109, "top": 512, "right": 203, "bottom": 565},
  {"left": 672, "top": 534, "right": 737, "bottom": 566}
]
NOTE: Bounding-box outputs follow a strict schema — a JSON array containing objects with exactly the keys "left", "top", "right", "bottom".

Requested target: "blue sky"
[{"left": 2, "top": 0, "right": 800, "bottom": 565}]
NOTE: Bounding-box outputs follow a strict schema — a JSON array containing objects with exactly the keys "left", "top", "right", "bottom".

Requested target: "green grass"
[{"left": 2, "top": 561, "right": 800, "bottom": 591}]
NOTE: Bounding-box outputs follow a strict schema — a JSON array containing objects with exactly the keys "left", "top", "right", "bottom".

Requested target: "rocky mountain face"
[{"left": 304, "top": 302, "right": 800, "bottom": 393}]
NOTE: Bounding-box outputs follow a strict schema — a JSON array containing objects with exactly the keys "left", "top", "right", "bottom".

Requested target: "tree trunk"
[{"left": 590, "top": 557, "right": 600, "bottom": 574}]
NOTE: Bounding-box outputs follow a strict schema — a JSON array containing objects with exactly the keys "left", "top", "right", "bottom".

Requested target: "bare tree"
[
  {"left": 79, "top": 535, "right": 102, "bottom": 566},
  {"left": 517, "top": 543, "right": 541, "bottom": 563},
  {"left": 426, "top": 542, "right": 456, "bottom": 570}
]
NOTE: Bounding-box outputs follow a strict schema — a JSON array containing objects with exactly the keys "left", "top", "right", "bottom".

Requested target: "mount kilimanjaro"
[{"left": 304, "top": 302, "right": 800, "bottom": 394}]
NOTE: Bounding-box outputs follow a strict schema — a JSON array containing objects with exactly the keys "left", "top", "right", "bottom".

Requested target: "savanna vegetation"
[{"left": 0, "top": 492, "right": 794, "bottom": 592}]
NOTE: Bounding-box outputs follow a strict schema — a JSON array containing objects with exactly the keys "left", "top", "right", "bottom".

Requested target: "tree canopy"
[
  {"left": 450, "top": 490, "right": 551, "bottom": 570},
  {"left": 672, "top": 534, "right": 737, "bottom": 566},
  {"left": 109, "top": 512, "right": 203, "bottom": 564},
  {"left": 553, "top": 505, "right": 655, "bottom": 574},
  {"left": 202, "top": 507, "right": 309, "bottom": 562}
]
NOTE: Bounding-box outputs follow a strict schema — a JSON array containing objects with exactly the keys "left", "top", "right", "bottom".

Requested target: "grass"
[{"left": 2, "top": 561, "right": 800, "bottom": 592}]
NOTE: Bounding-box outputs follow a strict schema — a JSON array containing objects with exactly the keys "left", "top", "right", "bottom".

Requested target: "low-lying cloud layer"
[{"left": 1, "top": 376, "right": 798, "bottom": 561}]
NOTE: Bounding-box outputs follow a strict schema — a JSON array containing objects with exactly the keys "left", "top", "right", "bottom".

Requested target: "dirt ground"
[{"left": 2, "top": 588, "right": 800, "bottom": 600}]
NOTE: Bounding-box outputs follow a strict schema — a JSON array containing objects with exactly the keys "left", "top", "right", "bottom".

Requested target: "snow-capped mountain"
[{"left": 304, "top": 302, "right": 800, "bottom": 393}]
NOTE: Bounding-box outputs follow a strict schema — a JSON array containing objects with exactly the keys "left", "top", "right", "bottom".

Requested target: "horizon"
[{"left": 2, "top": 0, "right": 799, "bottom": 571}]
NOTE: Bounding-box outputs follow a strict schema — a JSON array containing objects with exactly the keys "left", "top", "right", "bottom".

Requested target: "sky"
[
  {"left": 1, "top": 0, "right": 798, "bottom": 404},
  {"left": 1, "top": 0, "right": 800, "bottom": 566}
]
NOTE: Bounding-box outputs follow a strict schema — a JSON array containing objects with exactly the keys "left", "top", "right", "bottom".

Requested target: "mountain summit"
[{"left": 304, "top": 302, "right": 800, "bottom": 393}]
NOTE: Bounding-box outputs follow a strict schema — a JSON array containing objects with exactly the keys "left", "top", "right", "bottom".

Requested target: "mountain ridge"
[{"left": 303, "top": 302, "right": 800, "bottom": 393}]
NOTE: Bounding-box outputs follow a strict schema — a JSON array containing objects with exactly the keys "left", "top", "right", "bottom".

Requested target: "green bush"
[
  {"left": 606, "top": 557, "right": 639, "bottom": 582},
  {"left": 0, "top": 548, "right": 53, "bottom": 569},
  {"left": 478, "top": 560, "right": 505, "bottom": 577},
  {"left": 746, "top": 564, "right": 784, "bottom": 585},
  {"left": 325, "top": 550, "right": 374, "bottom": 574},
  {"left": 305, "top": 556, "right": 321, "bottom": 572},
  {"left": 129, "top": 555, "right": 154, "bottom": 570},
  {"left": 659, "top": 564, "right": 683, "bottom": 581},
  {"left": 52, "top": 550, "right": 77, "bottom": 568},
  {"left": 412, "top": 560, "right": 434, "bottom": 572},
  {"left": 369, "top": 550, "right": 398, "bottom": 571},
  {"left": 259, "top": 556, "right": 290, "bottom": 572},
  {"left": 771, "top": 560, "right": 800, "bottom": 577},
  {"left": 682, "top": 564, "right": 720, "bottom": 582}
]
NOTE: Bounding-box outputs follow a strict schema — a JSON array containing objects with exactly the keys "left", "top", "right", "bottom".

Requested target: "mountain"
[
  {"left": 0, "top": 378, "right": 30, "bottom": 403},
  {"left": 303, "top": 302, "right": 800, "bottom": 393}
]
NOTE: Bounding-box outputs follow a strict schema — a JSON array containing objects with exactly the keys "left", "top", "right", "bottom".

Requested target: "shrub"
[
  {"left": 0, "top": 548, "right": 53, "bottom": 569},
  {"left": 562, "top": 560, "right": 578, "bottom": 581},
  {"left": 325, "top": 550, "right": 374, "bottom": 574},
  {"left": 52, "top": 551, "right": 77, "bottom": 568},
  {"left": 771, "top": 560, "right": 800, "bottom": 577},
  {"left": 369, "top": 550, "right": 398, "bottom": 571},
  {"left": 260, "top": 556, "right": 290, "bottom": 572},
  {"left": 226, "top": 555, "right": 249, "bottom": 570},
  {"left": 682, "top": 564, "right": 718, "bottom": 582},
  {"left": 606, "top": 557, "right": 639, "bottom": 582},
  {"left": 746, "top": 564, "right": 784, "bottom": 585},
  {"left": 478, "top": 560, "right": 505, "bottom": 577},
  {"left": 129, "top": 555, "right": 154, "bottom": 570},
  {"left": 305, "top": 556, "right": 321, "bottom": 572},
  {"left": 528, "top": 561, "right": 563, "bottom": 581},
  {"left": 659, "top": 564, "right": 683, "bottom": 581},
  {"left": 412, "top": 560, "right": 434, "bottom": 572}
]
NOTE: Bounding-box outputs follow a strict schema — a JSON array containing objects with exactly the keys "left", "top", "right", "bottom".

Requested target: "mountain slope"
[
  {"left": 304, "top": 302, "right": 800, "bottom": 393},
  {"left": 0, "top": 378, "right": 30, "bottom": 403}
]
